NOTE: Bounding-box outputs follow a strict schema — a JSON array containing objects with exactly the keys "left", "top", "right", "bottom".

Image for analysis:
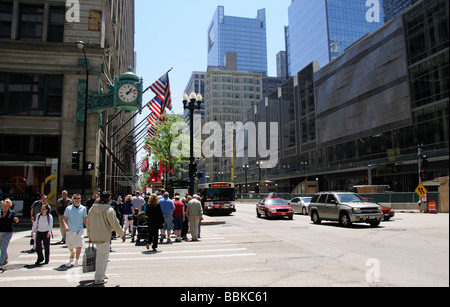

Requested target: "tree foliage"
[{"left": 143, "top": 113, "right": 189, "bottom": 188}]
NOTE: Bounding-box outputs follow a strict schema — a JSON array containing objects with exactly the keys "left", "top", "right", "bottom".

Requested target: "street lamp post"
[
  {"left": 76, "top": 41, "right": 89, "bottom": 202},
  {"left": 183, "top": 92, "right": 202, "bottom": 196}
]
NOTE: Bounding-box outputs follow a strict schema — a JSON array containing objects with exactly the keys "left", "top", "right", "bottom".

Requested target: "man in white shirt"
[{"left": 132, "top": 190, "right": 145, "bottom": 215}]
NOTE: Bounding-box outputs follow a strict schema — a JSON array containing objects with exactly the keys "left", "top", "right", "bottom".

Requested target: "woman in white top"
[{"left": 31, "top": 205, "right": 53, "bottom": 265}]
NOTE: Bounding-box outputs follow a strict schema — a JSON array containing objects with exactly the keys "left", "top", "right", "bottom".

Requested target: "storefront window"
[{"left": 0, "top": 135, "right": 60, "bottom": 216}]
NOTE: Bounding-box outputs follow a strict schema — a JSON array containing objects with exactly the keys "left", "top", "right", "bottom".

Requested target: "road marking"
[
  {"left": 240, "top": 218, "right": 257, "bottom": 224},
  {"left": 110, "top": 253, "right": 256, "bottom": 262},
  {"left": 18, "top": 247, "right": 248, "bottom": 258}
]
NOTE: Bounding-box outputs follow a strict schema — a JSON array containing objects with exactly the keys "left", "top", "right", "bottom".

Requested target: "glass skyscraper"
[
  {"left": 383, "top": 0, "right": 421, "bottom": 22},
  {"left": 207, "top": 6, "right": 268, "bottom": 76},
  {"left": 287, "top": 0, "right": 385, "bottom": 75}
]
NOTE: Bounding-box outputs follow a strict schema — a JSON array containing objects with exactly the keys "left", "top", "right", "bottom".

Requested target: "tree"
[{"left": 145, "top": 113, "right": 189, "bottom": 189}]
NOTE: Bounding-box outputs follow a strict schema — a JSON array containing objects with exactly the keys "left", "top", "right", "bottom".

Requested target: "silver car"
[
  {"left": 288, "top": 197, "right": 312, "bottom": 215},
  {"left": 308, "top": 192, "right": 383, "bottom": 227}
]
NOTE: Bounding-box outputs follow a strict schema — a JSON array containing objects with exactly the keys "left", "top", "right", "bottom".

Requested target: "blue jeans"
[{"left": 0, "top": 232, "right": 13, "bottom": 264}]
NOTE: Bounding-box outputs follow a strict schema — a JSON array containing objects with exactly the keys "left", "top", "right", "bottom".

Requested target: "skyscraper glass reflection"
[
  {"left": 287, "top": 0, "right": 385, "bottom": 75},
  {"left": 207, "top": 6, "right": 268, "bottom": 76},
  {"left": 383, "top": 0, "right": 421, "bottom": 22}
]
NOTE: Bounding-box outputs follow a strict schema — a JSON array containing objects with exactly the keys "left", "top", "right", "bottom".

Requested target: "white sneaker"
[
  {"left": 65, "top": 258, "right": 74, "bottom": 267},
  {"left": 73, "top": 259, "right": 80, "bottom": 267}
]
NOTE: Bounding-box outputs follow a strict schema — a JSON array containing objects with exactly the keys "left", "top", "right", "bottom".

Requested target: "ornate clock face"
[{"left": 118, "top": 83, "right": 138, "bottom": 103}]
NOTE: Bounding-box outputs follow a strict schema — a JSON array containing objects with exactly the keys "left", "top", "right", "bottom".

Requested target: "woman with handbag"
[{"left": 122, "top": 195, "right": 135, "bottom": 239}]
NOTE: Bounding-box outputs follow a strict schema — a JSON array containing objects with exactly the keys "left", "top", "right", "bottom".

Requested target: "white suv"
[{"left": 308, "top": 192, "right": 383, "bottom": 227}]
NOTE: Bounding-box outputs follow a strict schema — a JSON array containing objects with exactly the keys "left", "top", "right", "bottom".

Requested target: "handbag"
[{"left": 82, "top": 243, "right": 97, "bottom": 273}]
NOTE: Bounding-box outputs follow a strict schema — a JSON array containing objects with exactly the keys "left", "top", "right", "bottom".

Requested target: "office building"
[
  {"left": 383, "top": 0, "right": 421, "bottom": 22},
  {"left": 287, "top": 0, "right": 385, "bottom": 75},
  {"left": 239, "top": 0, "right": 448, "bottom": 193},
  {"left": 207, "top": 6, "right": 268, "bottom": 76},
  {"left": 276, "top": 51, "right": 288, "bottom": 79},
  {"left": 0, "top": 0, "right": 136, "bottom": 214},
  {"left": 183, "top": 71, "right": 206, "bottom": 119}
]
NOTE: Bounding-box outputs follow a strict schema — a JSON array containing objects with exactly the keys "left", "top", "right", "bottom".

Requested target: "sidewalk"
[{"left": 201, "top": 215, "right": 226, "bottom": 226}]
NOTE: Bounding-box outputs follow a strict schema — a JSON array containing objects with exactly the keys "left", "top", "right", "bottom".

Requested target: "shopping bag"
[{"left": 82, "top": 244, "right": 96, "bottom": 273}]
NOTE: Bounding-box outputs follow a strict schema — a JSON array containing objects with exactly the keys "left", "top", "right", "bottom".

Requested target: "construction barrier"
[{"left": 428, "top": 201, "right": 437, "bottom": 214}]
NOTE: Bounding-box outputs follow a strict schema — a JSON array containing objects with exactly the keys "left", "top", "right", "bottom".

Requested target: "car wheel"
[
  {"left": 256, "top": 209, "right": 261, "bottom": 218},
  {"left": 370, "top": 221, "right": 381, "bottom": 227},
  {"left": 302, "top": 207, "right": 307, "bottom": 215},
  {"left": 311, "top": 211, "right": 321, "bottom": 224},
  {"left": 339, "top": 212, "right": 352, "bottom": 227}
]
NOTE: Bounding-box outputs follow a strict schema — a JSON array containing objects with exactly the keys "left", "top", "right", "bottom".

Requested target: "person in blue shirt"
[
  {"left": 159, "top": 192, "right": 175, "bottom": 243},
  {"left": 63, "top": 193, "right": 87, "bottom": 267}
]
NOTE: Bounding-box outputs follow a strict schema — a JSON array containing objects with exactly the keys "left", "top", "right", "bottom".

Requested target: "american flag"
[
  {"left": 148, "top": 125, "right": 157, "bottom": 139},
  {"left": 149, "top": 73, "right": 172, "bottom": 111},
  {"left": 144, "top": 144, "right": 152, "bottom": 152},
  {"left": 147, "top": 95, "right": 164, "bottom": 117},
  {"left": 141, "top": 159, "right": 149, "bottom": 173}
]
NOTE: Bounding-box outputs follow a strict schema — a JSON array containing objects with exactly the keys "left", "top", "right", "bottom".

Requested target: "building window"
[
  {"left": 1, "top": 73, "right": 63, "bottom": 117},
  {"left": 19, "top": 4, "right": 44, "bottom": 41},
  {"left": 47, "top": 6, "right": 65, "bottom": 42},
  {"left": 0, "top": 1, "right": 13, "bottom": 39}
]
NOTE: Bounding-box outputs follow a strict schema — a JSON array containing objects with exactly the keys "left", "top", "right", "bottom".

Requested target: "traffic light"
[
  {"left": 421, "top": 154, "right": 429, "bottom": 169},
  {"left": 72, "top": 152, "right": 80, "bottom": 170},
  {"left": 85, "top": 162, "right": 95, "bottom": 171},
  {"left": 190, "top": 163, "right": 198, "bottom": 178}
]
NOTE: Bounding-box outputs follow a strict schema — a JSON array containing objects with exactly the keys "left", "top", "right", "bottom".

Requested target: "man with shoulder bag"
[{"left": 87, "top": 191, "right": 125, "bottom": 285}]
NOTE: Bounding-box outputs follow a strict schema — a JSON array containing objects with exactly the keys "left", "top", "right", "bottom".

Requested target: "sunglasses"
[{"left": 73, "top": 197, "right": 81, "bottom": 200}]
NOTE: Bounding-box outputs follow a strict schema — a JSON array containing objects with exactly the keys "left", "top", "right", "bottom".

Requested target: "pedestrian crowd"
[{"left": 0, "top": 188, "right": 204, "bottom": 286}]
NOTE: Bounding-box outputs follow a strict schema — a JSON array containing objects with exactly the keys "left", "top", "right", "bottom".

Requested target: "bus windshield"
[{"left": 205, "top": 188, "right": 235, "bottom": 202}]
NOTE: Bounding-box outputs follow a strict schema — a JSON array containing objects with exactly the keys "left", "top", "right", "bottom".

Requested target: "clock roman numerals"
[{"left": 118, "top": 83, "right": 138, "bottom": 103}]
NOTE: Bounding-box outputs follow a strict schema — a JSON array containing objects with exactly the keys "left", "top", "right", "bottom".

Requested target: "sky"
[{"left": 134, "top": 0, "right": 292, "bottom": 161}]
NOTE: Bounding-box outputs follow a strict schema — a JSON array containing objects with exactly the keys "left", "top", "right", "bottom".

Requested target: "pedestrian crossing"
[{"left": 0, "top": 229, "right": 256, "bottom": 286}]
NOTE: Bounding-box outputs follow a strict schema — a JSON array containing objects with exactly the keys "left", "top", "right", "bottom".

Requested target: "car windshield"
[
  {"left": 336, "top": 194, "right": 364, "bottom": 203},
  {"left": 266, "top": 199, "right": 287, "bottom": 206}
]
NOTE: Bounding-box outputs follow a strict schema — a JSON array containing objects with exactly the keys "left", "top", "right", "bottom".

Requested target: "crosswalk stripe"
[
  {"left": 109, "top": 253, "right": 256, "bottom": 262},
  {"left": 18, "top": 248, "right": 248, "bottom": 258}
]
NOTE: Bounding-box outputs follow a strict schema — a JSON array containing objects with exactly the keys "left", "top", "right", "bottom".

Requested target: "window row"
[
  {"left": 0, "top": 2, "right": 65, "bottom": 42},
  {"left": 0, "top": 73, "right": 63, "bottom": 117}
]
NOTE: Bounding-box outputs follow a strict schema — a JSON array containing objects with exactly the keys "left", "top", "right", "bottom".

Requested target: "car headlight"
[
  {"left": 378, "top": 207, "right": 382, "bottom": 213},
  {"left": 352, "top": 208, "right": 361, "bottom": 214}
]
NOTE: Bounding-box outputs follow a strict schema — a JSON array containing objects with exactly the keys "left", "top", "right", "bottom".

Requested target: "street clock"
[{"left": 114, "top": 68, "right": 143, "bottom": 112}]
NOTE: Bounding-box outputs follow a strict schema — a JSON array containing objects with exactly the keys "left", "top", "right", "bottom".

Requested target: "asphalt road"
[{"left": 1, "top": 203, "right": 448, "bottom": 287}]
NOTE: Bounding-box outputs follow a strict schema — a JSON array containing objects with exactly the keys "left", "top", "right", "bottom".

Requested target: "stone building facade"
[{"left": 0, "top": 0, "right": 136, "bottom": 215}]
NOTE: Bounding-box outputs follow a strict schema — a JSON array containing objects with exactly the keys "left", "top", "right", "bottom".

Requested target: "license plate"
[
  {"left": 369, "top": 216, "right": 375, "bottom": 220},
  {"left": 215, "top": 204, "right": 220, "bottom": 209},
  {"left": 281, "top": 213, "right": 286, "bottom": 216}
]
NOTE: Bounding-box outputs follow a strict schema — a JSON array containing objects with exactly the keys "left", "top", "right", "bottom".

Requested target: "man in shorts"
[
  {"left": 63, "top": 193, "right": 87, "bottom": 267},
  {"left": 159, "top": 192, "right": 175, "bottom": 243}
]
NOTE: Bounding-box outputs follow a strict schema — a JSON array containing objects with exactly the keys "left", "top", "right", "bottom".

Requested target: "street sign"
[{"left": 415, "top": 184, "right": 428, "bottom": 199}]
